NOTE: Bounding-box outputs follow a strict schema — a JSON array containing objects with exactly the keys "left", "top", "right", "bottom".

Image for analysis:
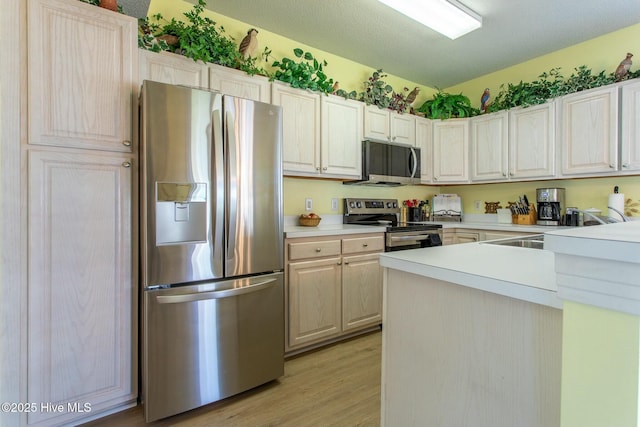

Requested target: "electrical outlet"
[
  {"left": 331, "top": 198, "right": 339, "bottom": 211},
  {"left": 474, "top": 200, "right": 482, "bottom": 211},
  {"left": 305, "top": 198, "right": 313, "bottom": 211}
]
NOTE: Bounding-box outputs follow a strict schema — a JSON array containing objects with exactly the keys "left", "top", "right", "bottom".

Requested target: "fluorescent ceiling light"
[{"left": 377, "top": 0, "right": 482, "bottom": 40}]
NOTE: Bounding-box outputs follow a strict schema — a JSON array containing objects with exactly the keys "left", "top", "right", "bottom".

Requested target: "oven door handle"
[{"left": 389, "top": 235, "right": 433, "bottom": 242}]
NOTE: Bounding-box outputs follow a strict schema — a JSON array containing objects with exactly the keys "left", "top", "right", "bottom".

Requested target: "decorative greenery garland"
[{"left": 91, "top": 0, "right": 640, "bottom": 119}]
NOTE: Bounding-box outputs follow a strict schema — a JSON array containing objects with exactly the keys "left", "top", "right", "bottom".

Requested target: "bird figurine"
[
  {"left": 615, "top": 52, "right": 633, "bottom": 82},
  {"left": 239, "top": 28, "right": 259, "bottom": 59},
  {"left": 405, "top": 87, "right": 420, "bottom": 105},
  {"left": 331, "top": 81, "right": 340, "bottom": 94},
  {"left": 480, "top": 88, "right": 490, "bottom": 113}
]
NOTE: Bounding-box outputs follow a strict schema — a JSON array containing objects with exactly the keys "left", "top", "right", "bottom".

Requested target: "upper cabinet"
[
  {"left": 272, "top": 82, "right": 321, "bottom": 175},
  {"left": 559, "top": 86, "right": 619, "bottom": 177},
  {"left": 28, "top": 0, "right": 137, "bottom": 153},
  {"left": 139, "top": 50, "right": 270, "bottom": 103},
  {"left": 139, "top": 49, "right": 209, "bottom": 88},
  {"left": 508, "top": 102, "right": 556, "bottom": 180},
  {"left": 320, "top": 94, "right": 363, "bottom": 178},
  {"left": 432, "top": 119, "right": 469, "bottom": 183},
  {"left": 470, "top": 111, "right": 509, "bottom": 182},
  {"left": 209, "top": 63, "right": 271, "bottom": 103},
  {"left": 415, "top": 117, "right": 433, "bottom": 184},
  {"left": 620, "top": 80, "right": 640, "bottom": 173},
  {"left": 364, "top": 105, "right": 416, "bottom": 145}
]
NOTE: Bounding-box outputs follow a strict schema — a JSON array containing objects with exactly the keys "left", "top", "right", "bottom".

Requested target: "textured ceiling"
[{"left": 202, "top": 0, "right": 640, "bottom": 88}]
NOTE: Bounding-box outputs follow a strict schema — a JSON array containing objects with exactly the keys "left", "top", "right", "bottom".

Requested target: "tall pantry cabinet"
[{"left": 25, "top": 0, "right": 137, "bottom": 425}]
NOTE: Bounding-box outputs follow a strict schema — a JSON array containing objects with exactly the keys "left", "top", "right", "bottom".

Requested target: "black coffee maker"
[{"left": 536, "top": 188, "right": 565, "bottom": 226}]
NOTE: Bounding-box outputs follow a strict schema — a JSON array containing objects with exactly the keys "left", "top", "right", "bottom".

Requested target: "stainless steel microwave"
[{"left": 344, "top": 140, "right": 421, "bottom": 186}]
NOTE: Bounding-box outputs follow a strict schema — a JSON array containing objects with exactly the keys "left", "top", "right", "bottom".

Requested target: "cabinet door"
[
  {"left": 342, "top": 253, "right": 383, "bottom": 332},
  {"left": 139, "top": 49, "right": 208, "bottom": 88},
  {"left": 27, "top": 149, "right": 135, "bottom": 426},
  {"left": 390, "top": 112, "right": 416, "bottom": 145},
  {"left": 470, "top": 112, "right": 509, "bottom": 182},
  {"left": 272, "top": 82, "right": 321, "bottom": 176},
  {"left": 288, "top": 258, "right": 342, "bottom": 348},
  {"left": 209, "top": 63, "right": 271, "bottom": 102},
  {"left": 416, "top": 117, "right": 433, "bottom": 183},
  {"left": 363, "top": 105, "right": 391, "bottom": 141},
  {"left": 433, "top": 119, "right": 469, "bottom": 183},
  {"left": 509, "top": 102, "right": 556, "bottom": 179},
  {"left": 321, "top": 95, "right": 363, "bottom": 178},
  {"left": 560, "top": 86, "right": 618, "bottom": 176},
  {"left": 453, "top": 231, "right": 480, "bottom": 244},
  {"left": 28, "top": 0, "right": 137, "bottom": 153},
  {"left": 620, "top": 81, "right": 640, "bottom": 172}
]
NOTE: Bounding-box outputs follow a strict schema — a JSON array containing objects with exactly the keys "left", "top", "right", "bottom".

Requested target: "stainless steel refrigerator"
[{"left": 139, "top": 80, "right": 284, "bottom": 422}]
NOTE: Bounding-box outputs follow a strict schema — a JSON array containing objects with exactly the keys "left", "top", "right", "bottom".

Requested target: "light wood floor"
[{"left": 82, "top": 331, "right": 381, "bottom": 427}]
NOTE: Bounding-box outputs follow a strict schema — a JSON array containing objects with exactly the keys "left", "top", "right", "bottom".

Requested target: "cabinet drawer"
[
  {"left": 342, "top": 235, "right": 384, "bottom": 254},
  {"left": 288, "top": 240, "right": 341, "bottom": 260}
]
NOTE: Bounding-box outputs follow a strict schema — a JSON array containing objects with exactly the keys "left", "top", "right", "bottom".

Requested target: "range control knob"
[
  {"left": 356, "top": 201, "right": 362, "bottom": 208},
  {"left": 349, "top": 201, "right": 356, "bottom": 209},
  {"left": 392, "top": 202, "right": 398, "bottom": 208}
]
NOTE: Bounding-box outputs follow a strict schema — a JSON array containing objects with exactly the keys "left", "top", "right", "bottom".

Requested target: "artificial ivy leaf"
[
  {"left": 293, "top": 48, "right": 304, "bottom": 58},
  {"left": 304, "top": 52, "right": 314, "bottom": 61}
]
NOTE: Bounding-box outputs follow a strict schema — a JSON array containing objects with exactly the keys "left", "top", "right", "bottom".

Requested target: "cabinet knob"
[
  {"left": 362, "top": 243, "right": 368, "bottom": 247},
  {"left": 122, "top": 161, "right": 131, "bottom": 168},
  {"left": 433, "top": 177, "right": 438, "bottom": 181},
  {"left": 316, "top": 167, "right": 320, "bottom": 171},
  {"left": 322, "top": 167, "right": 327, "bottom": 171},
  {"left": 502, "top": 172, "right": 507, "bottom": 177},
  {"left": 623, "top": 163, "right": 629, "bottom": 168},
  {"left": 337, "top": 261, "right": 342, "bottom": 265},
  {"left": 344, "top": 261, "right": 349, "bottom": 265},
  {"left": 610, "top": 164, "right": 615, "bottom": 169},
  {"left": 122, "top": 140, "right": 131, "bottom": 147},
  {"left": 315, "top": 248, "right": 322, "bottom": 252}
]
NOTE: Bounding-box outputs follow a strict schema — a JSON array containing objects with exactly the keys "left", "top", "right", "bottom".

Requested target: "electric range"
[{"left": 343, "top": 198, "right": 442, "bottom": 251}]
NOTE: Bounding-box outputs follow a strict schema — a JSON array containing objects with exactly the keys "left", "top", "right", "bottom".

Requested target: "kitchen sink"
[{"left": 482, "top": 234, "right": 545, "bottom": 250}]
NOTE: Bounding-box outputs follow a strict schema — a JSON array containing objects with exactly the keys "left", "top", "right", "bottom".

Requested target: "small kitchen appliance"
[
  {"left": 343, "top": 198, "right": 442, "bottom": 251},
  {"left": 431, "top": 194, "right": 462, "bottom": 222},
  {"left": 536, "top": 187, "right": 565, "bottom": 226}
]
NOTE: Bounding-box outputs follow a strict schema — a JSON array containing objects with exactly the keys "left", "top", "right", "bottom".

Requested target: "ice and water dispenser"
[{"left": 155, "top": 182, "right": 207, "bottom": 245}]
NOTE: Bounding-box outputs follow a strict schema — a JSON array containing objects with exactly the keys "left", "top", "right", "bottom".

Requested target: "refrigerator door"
[
  {"left": 141, "top": 81, "right": 224, "bottom": 287},
  {"left": 224, "top": 96, "right": 283, "bottom": 277},
  {"left": 143, "top": 272, "right": 285, "bottom": 422}
]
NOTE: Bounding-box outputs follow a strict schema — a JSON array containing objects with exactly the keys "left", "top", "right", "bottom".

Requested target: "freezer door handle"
[{"left": 155, "top": 278, "right": 278, "bottom": 304}]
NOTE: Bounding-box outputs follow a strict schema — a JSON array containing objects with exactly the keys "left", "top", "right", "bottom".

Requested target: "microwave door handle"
[{"left": 409, "top": 148, "right": 417, "bottom": 178}]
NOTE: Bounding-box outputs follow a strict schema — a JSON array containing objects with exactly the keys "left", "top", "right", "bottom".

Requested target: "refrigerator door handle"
[
  {"left": 225, "top": 106, "right": 238, "bottom": 266},
  {"left": 212, "top": 104, "right": 225, "bottom": 276},
  {"left": 155, "top": 278, "right": 278, "bottom": 304}
]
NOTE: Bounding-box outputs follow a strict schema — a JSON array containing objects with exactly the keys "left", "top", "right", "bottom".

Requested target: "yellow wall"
[
  {"left": 149, "top": 1, "right": 640, "bottom": 216},
  {"left": 560, "top": 302, "right": 640, "bottom": 427}
]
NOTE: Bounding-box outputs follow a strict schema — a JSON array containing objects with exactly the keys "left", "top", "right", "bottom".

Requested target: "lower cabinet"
[
  {"left": 27, "top": 148, "right": 136, "bottom": 426},
  {"left": 285, "top": 233, "right": 384, "bottom": 353},
  {"left": 443, "top": 228, "right": 539, "bottom": 245}
]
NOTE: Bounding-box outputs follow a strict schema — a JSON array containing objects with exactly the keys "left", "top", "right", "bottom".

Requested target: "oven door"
[{"left": 385, "top": 230, "right": 442, "bottom": 251}]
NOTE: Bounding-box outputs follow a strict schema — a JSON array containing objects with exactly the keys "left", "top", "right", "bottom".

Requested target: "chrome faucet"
[{"left": 607, "top": 206, "right": 630, "bottom": 222}]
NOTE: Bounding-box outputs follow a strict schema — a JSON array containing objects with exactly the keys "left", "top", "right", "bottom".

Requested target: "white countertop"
[
  {"left": 544, "top": 221, "right": 640, "bottom": 315},
  {"left": 284, "top": 213, "right": 563, "bottom": 238},
  {"left": 545, "top": 221, "right": 640, "bottom": 263},
  {"left": 379, "top": 240, "right": 562, "bottom": 309}
]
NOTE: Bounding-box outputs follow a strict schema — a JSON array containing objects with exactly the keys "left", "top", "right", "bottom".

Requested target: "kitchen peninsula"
[{"left": 379, "top": 221, "right": 640, "bottom": 427}]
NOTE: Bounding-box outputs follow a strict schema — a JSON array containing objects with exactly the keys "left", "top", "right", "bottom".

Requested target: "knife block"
[{"left": 512, "top": 204, "right": 537, "bottom": 225}]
